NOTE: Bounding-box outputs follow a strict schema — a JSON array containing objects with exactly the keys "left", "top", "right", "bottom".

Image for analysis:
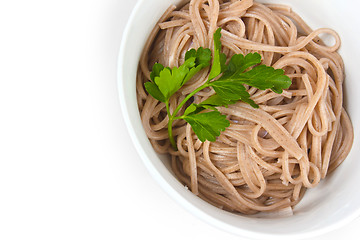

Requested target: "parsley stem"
[
  {"left": 167, "top": 116, "right": 177, "bottom": 150},
  {"left": 172, "top": 83, "right": 209, "bottom": 118},
  {"left": 165, "top": 101, "right": 171, "bottom": 119},
  {"left": 167, "top": 83, "right": 209, "bottom": 150},
  {"left": 166, "top": 101, "right": 177, "bottom": 150}
]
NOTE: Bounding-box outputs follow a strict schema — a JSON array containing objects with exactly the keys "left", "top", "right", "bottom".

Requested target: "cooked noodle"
[{"left": 136, "top": 0, "right": 354, "bottom": 214}]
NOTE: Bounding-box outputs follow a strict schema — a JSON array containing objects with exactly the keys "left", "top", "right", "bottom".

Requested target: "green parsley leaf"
[
  {"left": 144, "top": 82, "right": 166, "bottom": 102},
  {"left": 182, "top": 111, "right": 230, "bottom": 142},
  {"left": 183, "top": 94, "right": 236, "bottom": 116},
  {"left": 216, "top": 52, "right": 292, "bottom": 95},
  {"left": 183, "top": 47, "right": 212, "bottom": 84},
  {"left": 232, "top": 65, "right": 292, "bottom": 94},
  {"left": 147, "top": 48, "right": 211, "bottom": 103},
  {"left": 209, "top": 79, "right": 258, "bottom": 108},
  {"left": 150, "top": 63, "right": 165, "bottom": 82},
  {"left": 183, "top": 103, "right": 218, "bottom": 116},
  {"left": 207, "top": 52, "right": 292, "bottom": 108},
  {"left": 185, "top": 47, "right": 212, "bottom": 67},
  {"left": 154, "top": 57, "right": 195, "bottom": 100},
  {"left": 221, "top": 53, "right": 261, "bottom": 79},
  {"left": 183, "top": 103, "right": 199, "bottom": 116},
  {"left": 200, "top": 94, "right": 237, "bottom": 107},
  {"left": 208, "top": 28, "right": 227, "bottom": 80}
]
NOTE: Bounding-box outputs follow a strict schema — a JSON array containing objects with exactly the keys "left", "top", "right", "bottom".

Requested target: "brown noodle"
[{"left": 136, "top": 0, "right": 354, "bottom": 214}]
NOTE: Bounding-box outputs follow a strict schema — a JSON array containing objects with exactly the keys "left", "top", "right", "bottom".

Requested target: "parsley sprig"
[{"left": 144, "top": 28, "right": 292, "bottom": 150}]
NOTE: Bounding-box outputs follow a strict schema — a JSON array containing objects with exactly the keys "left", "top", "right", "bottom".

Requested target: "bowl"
[{"left": 118, "top": 0, "right": 360, "bottom": 239}]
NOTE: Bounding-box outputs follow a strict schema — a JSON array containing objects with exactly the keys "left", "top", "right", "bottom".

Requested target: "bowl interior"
[{"left": 118, "top": 0, "right": 360, "bottom": 239}]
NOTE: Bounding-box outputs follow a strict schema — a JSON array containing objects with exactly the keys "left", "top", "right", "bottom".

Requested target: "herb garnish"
[{"left": 144, "top": 28, "right": 292, "bottom": 150}]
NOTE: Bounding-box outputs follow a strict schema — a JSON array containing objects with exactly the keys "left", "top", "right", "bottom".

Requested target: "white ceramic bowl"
[{"left": 118, "top": 0, "right": 360, "bottom": 239}]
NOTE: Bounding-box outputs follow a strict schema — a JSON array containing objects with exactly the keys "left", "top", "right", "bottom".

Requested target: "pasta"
[{"left": 136, "top": 0, "right": 354, "bottom": 214}]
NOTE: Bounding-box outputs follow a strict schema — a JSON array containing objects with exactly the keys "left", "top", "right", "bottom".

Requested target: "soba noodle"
[{"left": 136, "top": 0, "right": 354, "bottom": 214}]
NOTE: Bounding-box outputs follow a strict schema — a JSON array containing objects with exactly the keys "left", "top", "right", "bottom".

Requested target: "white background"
[{"left": 0, "top": 0, "right": 359, "bottom": 239}]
